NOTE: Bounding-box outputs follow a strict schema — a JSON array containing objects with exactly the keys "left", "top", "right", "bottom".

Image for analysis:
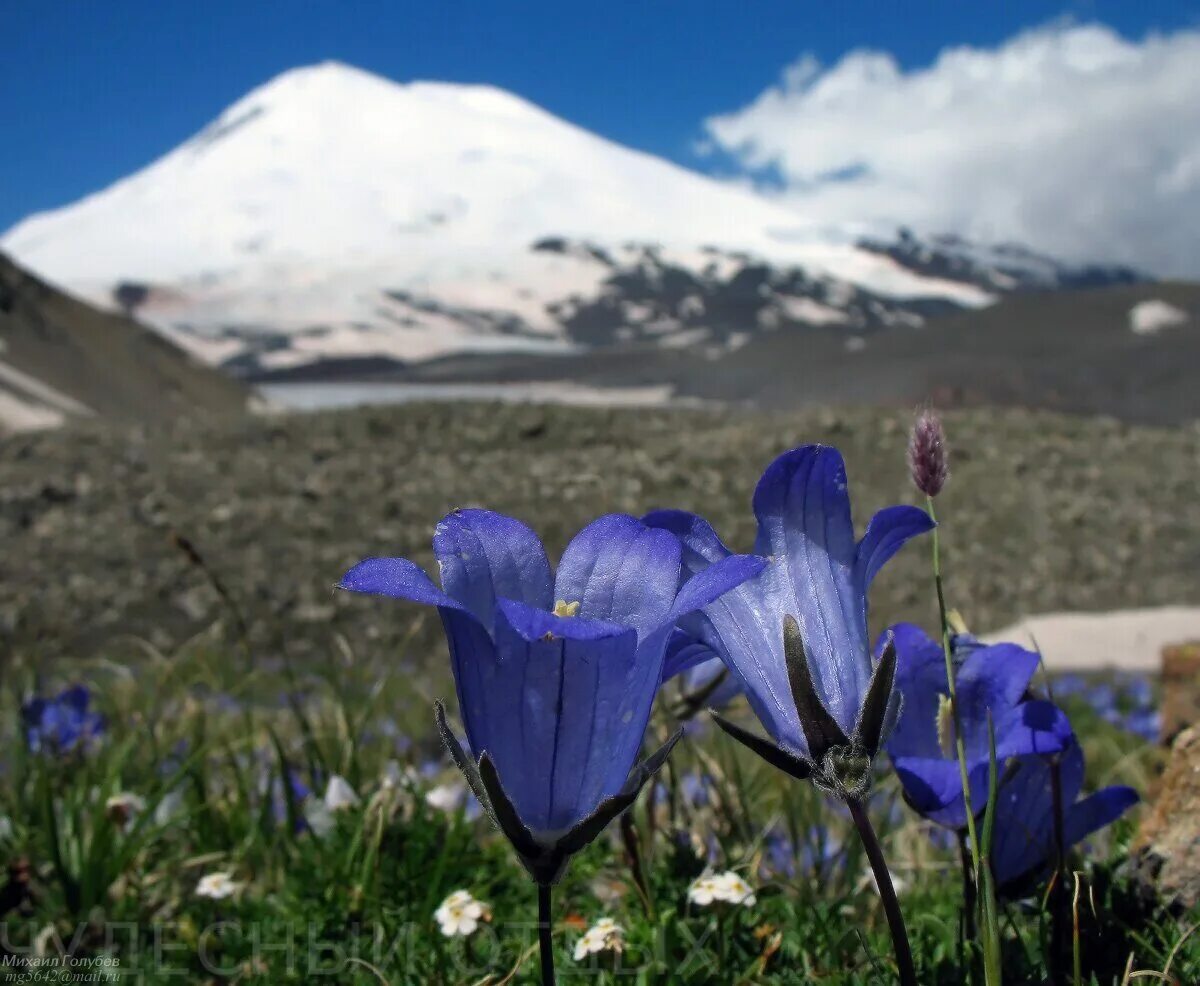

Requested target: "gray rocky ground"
[{"left": 1, "top": 402, "right": 1198, "bottom": 670}]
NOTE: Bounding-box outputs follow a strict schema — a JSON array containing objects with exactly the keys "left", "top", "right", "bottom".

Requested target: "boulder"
[
  {"left": 1131, "top": 725, "right": 1200, "bottom": 909},
  {"left": 1160, "top": 642, "right": 1200, "bottom": 745}
]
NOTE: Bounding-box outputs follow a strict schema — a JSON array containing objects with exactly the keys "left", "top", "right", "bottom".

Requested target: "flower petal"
[
  {"left": 668, "top": 553, "right": 768, "bottom": 624},
  {"left": 990, "top": 756, "right": 1060, "bottom": 886},
  {"left": 642, "top": 509, "right": 733, "bottom": 569},
  {"left": 644, "top": 512, "right": 804, "bottom": 751},
  {"left": 339, "top": 556, "right": 465, "bottom": 611},
  {"left": 854, "top": 505, "right": 935, "bottom": 588},
  {"left": 885, "top": 622, "right": 950, "bottom": 760},
  {"left": 893, "top": 755, "right": 990, "bottom": 829},
  {"left": 752, "top": 445, "right": 866, "bottom": 734},
  {"left": 488, "top": 599, "right": 640, "bottom": 834},
  {"left": 955, "top": 643, "right": 1043, "bottom": 756},
  {"left": 433, "top": 509, "right": 553, "bottom": 629},
  {"left": 338, "top": 558, "right": 503, "bottom": 761},
  {"left": 1064, "top": 785, "right": 1138, "bottom": 847},
  {"left": 892, "top": 700, "right": 1072, "bottom": 830},
  {"left": 992, "top": 700, "right": 1075, "bottom": 761},
  {"left": 554, "top": 514, "right": 681, "bottom": 638},
  {"left": 990, "top": 742, "right": 1100, "bottom": 888},
  {"left": 662, "top": 630, "right": 720, "bottom": 681},
  {"left": 441, "top": 608, "right": 504, "bottom": 760}
]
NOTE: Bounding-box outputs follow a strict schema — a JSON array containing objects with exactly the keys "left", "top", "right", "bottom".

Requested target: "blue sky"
[{"left": 3, "top": 0, "right": 1199, "bottom": 268}]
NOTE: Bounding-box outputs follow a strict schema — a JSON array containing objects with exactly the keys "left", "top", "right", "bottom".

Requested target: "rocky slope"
[
  {"left": 0, "top": 253, "right": 251, "bottom": 432},
  {"left": 325, "top": 281, "right": 1199, "bottom": 426}
]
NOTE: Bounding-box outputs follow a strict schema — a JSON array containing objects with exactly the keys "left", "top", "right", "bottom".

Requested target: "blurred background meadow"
[{"left": 2, "top": 2, "right": 1200, "bottom": 983}]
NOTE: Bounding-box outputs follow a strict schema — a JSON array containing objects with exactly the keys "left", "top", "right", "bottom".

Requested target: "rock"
[
  {"left": 1131, "top": 725, "right": 1200, "bottom": 909},
  {"left": 1160, "top": 643, "right": 1200, "bottom": 745}
]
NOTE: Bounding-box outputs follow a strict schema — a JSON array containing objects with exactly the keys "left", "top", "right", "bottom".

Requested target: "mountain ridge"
[{"left": 0, "top": 252, "right": 251, "bottom": 432}]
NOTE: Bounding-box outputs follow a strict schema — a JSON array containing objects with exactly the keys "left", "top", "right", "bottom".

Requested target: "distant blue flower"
[
  {"left": 21, "top": 685, "right": 104, "bottom": 755},
  {"left": 1052, "top": 673, "right": 1089, "bottom": 698},
  {"left": 1120, "top": 673, "right": 1154, "bottom": 709},
  {"left": 991, "top": 738, "right": 1137, "bottom": 890},
  {"left": 801, "top": 824, "right": 845, "bottom": 875},
  {"left": 340, "top": 509, "right": 763, "bottom": 879},
  {"left": 268, "top": 770, "right": 312, "bottom": 831},
  {"left": 761, "top": 824, "right": 845, "bottom": 881},
  {"left": 1123, "top": 708, "right": 1161, "bottom": 743},
  {"left": 761, "top": 829, "right": 798, "bottom": 879},
  {"left": 885, "top": 624, "right": 1073, "bottom": 828},
  {"left": 680, "top": 771, "right": 712, "bottom": 808},
  {"left": 1085, "top": 683, "right": 1118, "bottom": 716},
  {"left": 646, "top": 445, "right": 934, "bottom": 790}
]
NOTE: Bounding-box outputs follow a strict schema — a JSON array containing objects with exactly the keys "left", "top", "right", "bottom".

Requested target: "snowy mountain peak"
[
  {"left": 196, "top": 60, "right": 557, "bottom": 150},
  {"left": 2, "top": 62, "right": 1134, "bottom": 374}
]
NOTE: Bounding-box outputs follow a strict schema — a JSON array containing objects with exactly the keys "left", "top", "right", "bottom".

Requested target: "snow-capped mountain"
[{"left": 0, "top": 62, "right": 1142, "bottom": 376}]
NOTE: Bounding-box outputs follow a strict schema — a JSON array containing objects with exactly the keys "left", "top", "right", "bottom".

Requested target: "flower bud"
[{"left": 907, "top": 410, "right": 949, "bottom": 497}]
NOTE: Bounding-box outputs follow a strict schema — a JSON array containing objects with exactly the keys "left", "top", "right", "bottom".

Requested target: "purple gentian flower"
[
  {"left": 645, "top": 445, "right": 934, "bottom": 796},
  {"left": 21, "top": 685, "right": 105, "bottom": 755},
  {"left": 339, "top": 509, "right": 763, "bottom": 882},
  {"left": 884, "top": 623, "right": 1074, "bottom": 827},
  {"left": 991, "top": 738, "right": 1137, "bottom": 890}
]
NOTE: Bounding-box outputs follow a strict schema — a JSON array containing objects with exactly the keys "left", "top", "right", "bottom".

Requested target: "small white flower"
[
  {"left": 305, "top": 800, "right": 335, "bottom": 837},
  {"left": 324, "top": 774, "right": 360, "bottom": 812},
  {"left": 687, "top": 871, "right": 757, "bottom": 908},
  {"left": 573, "top": 917, "right": 625, "bottom": 961},
  {"left": 687, "top": 874, "right": 723, "bottom": 907},
  {"left": 425, "top": 782, "right": 466, "bottom": 813},
  {"left": 195, "top": 871, "right": 241, "bottom": 900},
  {"left": 716, "top": 872, "right": 757, "bottom": 907},
  {"left": 0, "top": 814, "right": 14, "bottom": 841},
  {"left": 434, "top": 890, "right": 491, "bottom": 938}
]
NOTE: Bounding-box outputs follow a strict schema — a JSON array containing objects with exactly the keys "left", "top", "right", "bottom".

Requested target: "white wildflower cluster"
[
  {"left": 435, "top": 890, "right": 491, "bottom": 938},
  {"left": 687, "top": 871, "right": 757, "bottom": 908},
  {"left": 573, "top": 917, "right": 625, "bottom": 961},
  {"left": 195, "top": 871, "right": 241, "bottom": 900}
]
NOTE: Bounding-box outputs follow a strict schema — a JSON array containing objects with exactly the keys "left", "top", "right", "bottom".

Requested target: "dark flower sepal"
[
  {"left": 435, "top": 702, "right": 681, "bottom": 886},
  {"left": 711, "top": 615, "right": 898, "bottom": 802}
]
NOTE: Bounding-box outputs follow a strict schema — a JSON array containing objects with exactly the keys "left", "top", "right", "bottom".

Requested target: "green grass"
[{"left": 0, "top": 634, "right": 1193, "bottom": 985}]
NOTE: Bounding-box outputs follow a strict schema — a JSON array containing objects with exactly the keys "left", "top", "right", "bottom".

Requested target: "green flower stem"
[
  {"left": 959, "top": 832, "right": 978, "bottom": 981},
  {"left": 926, "top": 498, "right": 983, "bottom": 884},
  {"left": 980, "top": 712, "right": 1004, "bottom": 984},
  {"left": 847, "top": 797, "right": 917, "bottom": 986},
  {"left": 927, "top": 497, "right": 1002, "bottom": 985},
  {"left": 538, "top": 882, "right": 556, "bottom": 986}
]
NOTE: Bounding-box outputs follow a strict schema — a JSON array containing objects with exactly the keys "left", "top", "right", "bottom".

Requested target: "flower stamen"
[{"left": 936, "top": 693, "right": 956, "bottom": 759}]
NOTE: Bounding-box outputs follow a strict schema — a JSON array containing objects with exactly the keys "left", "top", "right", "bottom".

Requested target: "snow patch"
[{"left": 1129, "top": 299, "right": 1188, "bottom": 335}]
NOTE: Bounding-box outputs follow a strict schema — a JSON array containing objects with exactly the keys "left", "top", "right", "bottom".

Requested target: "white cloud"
[{"left": 703, "top": 23, "right": 1200, "bottom": 277}]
